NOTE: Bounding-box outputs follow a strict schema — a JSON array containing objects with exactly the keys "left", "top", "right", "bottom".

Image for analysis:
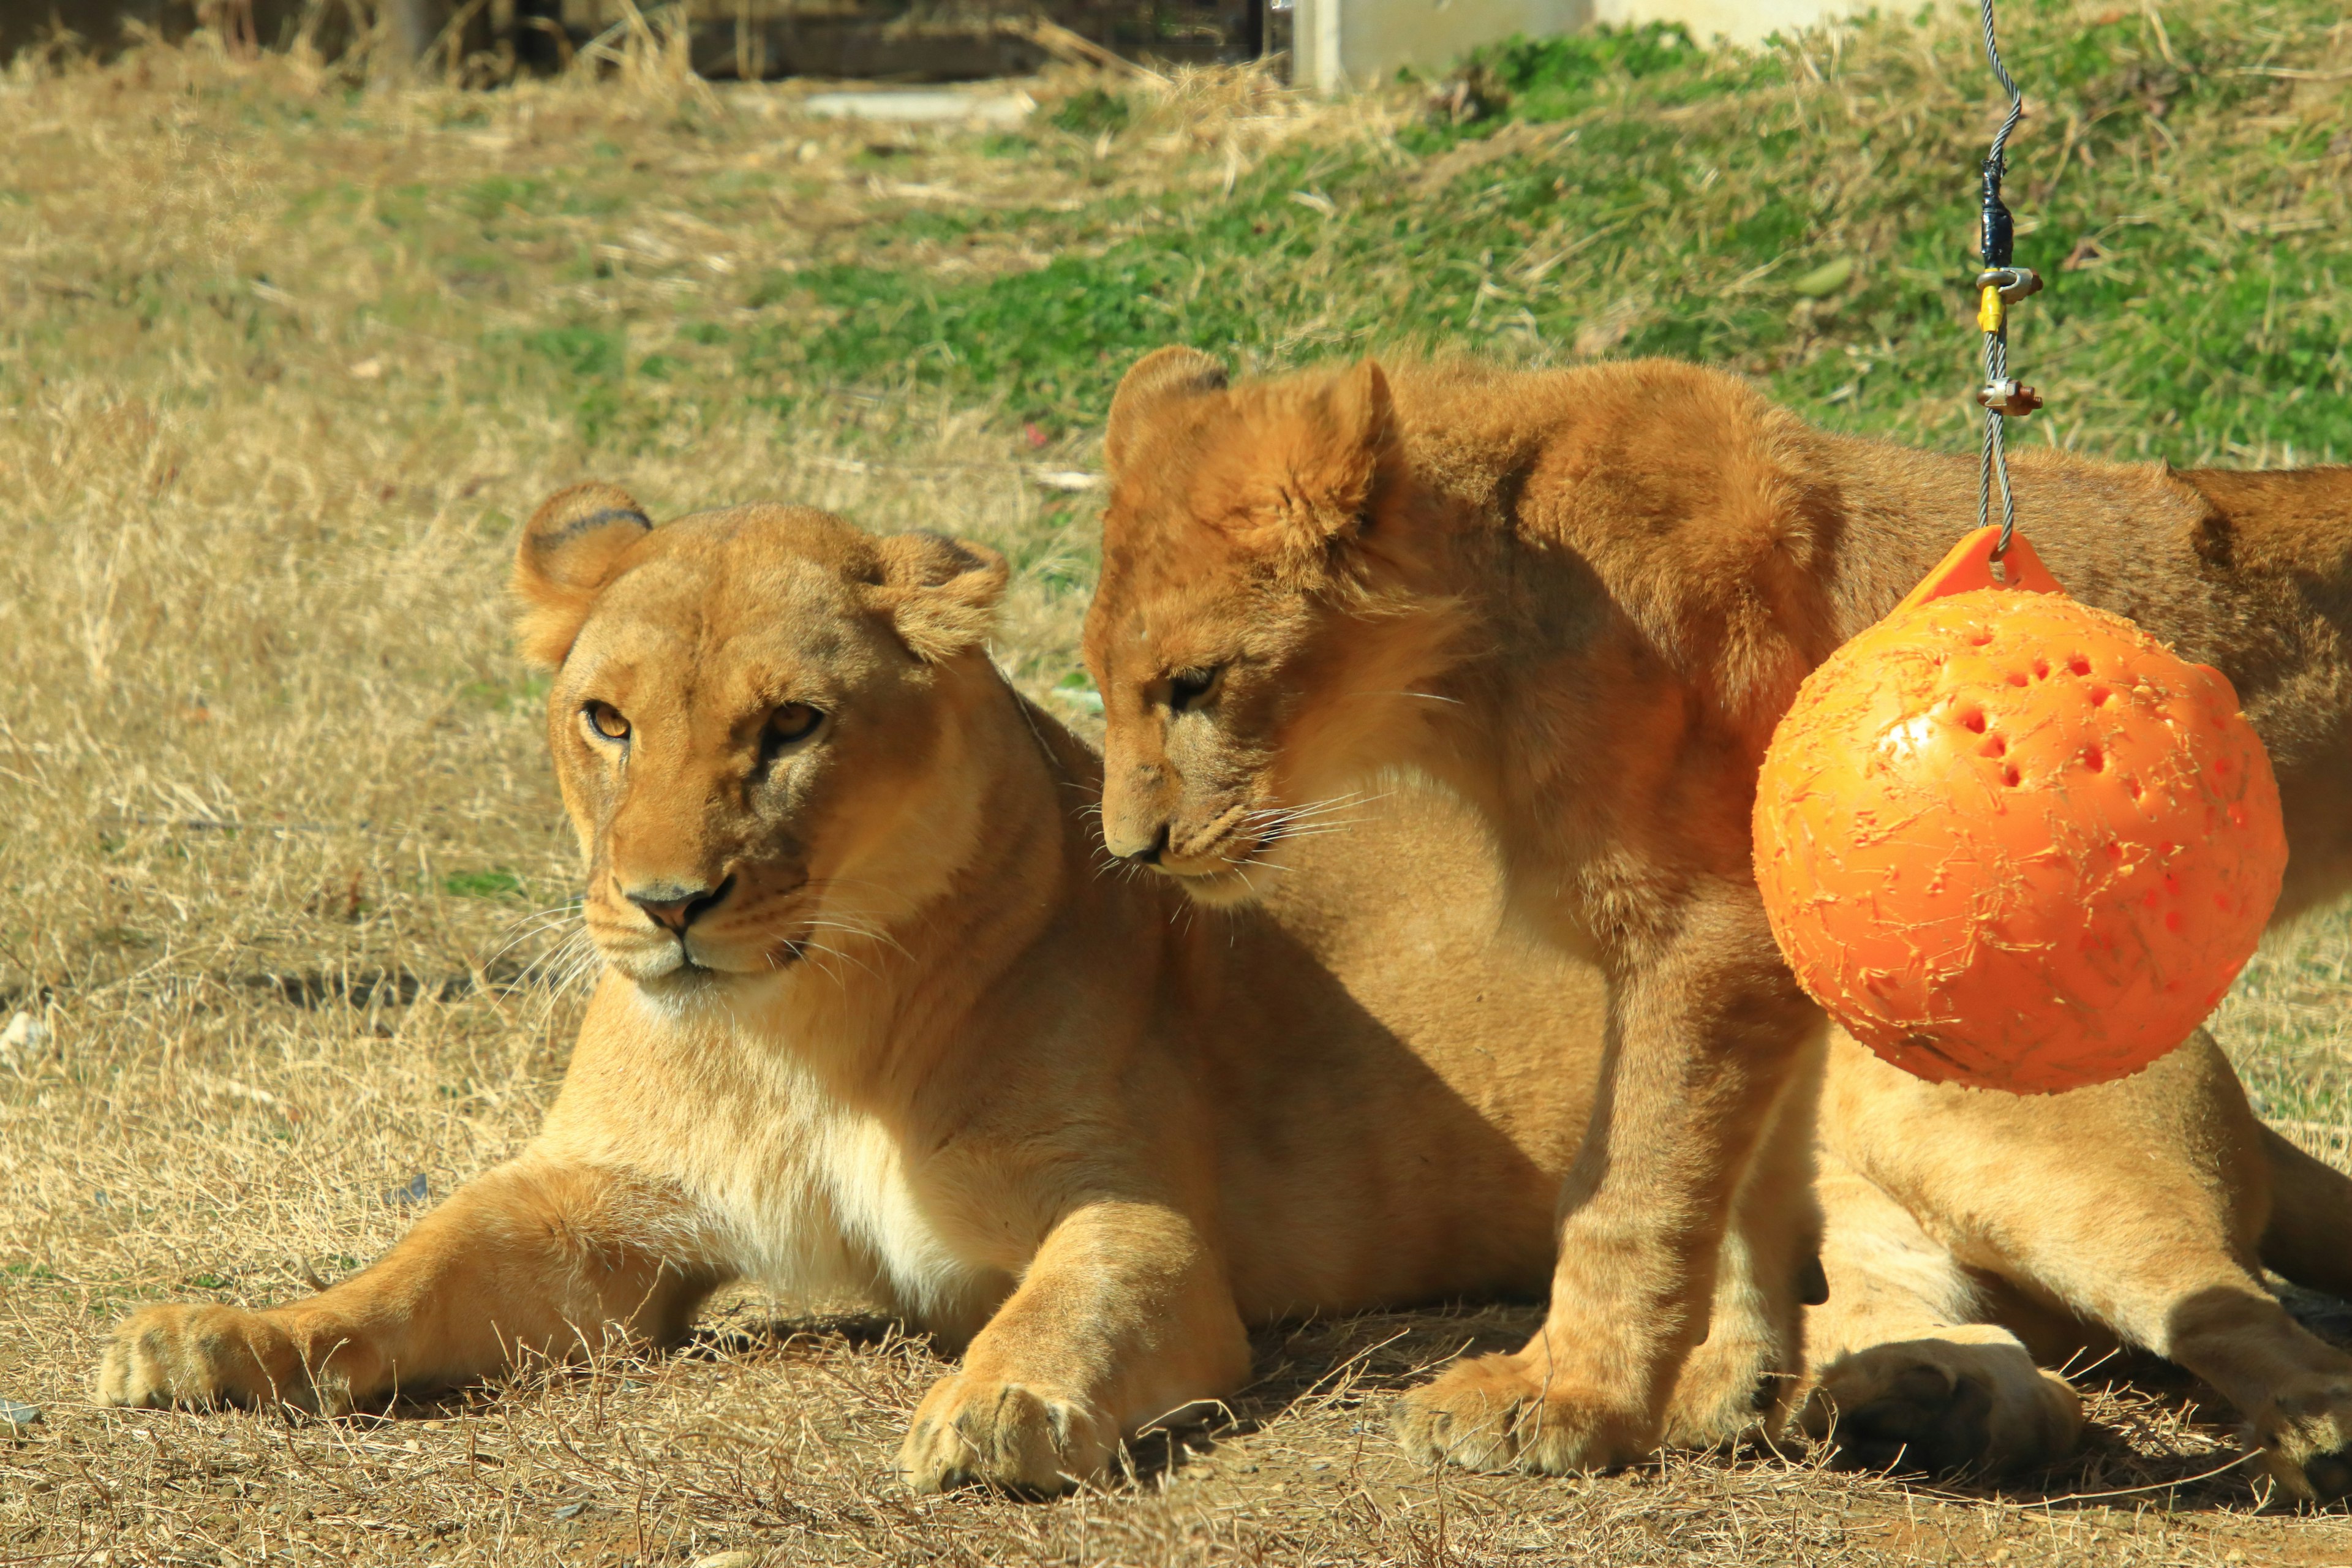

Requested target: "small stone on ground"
[{"left": 1, "top": 1011, "right": 50, "bottom": 1061}]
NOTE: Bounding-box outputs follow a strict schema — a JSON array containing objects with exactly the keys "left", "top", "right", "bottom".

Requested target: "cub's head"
[
  {"left": 514, "top": 484, "right": 1008, "bottom": 992},
  {"left": 1081, "top": 347, "right": 1459, "bottom": 906}
]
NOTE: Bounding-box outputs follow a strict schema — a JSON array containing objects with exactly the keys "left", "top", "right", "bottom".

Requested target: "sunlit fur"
[
  {"left": 86, "top": 488, "right": 2352, "bottom": 1499},
  {"left": 1084, "top": 347, "right": 2352, "bottom": 1484}
]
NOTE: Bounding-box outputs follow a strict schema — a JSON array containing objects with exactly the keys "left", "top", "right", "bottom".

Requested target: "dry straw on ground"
[{"left": 3, "top": 14, "right": 2352, "bottom": 1566}]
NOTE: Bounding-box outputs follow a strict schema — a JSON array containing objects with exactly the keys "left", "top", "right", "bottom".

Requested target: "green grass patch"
[
  {"left": 1050, "top": 89, "right": 1133, "bottom": 138},
  {"left": 441, "top": 870, "right": 527, "bottom": 900}
]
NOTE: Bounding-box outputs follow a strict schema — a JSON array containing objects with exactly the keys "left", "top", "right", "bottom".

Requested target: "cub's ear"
[
  {"left": 512, "top": 483, "right": 652, "bottom": 669},
  {"left": 1106, "top": 345, "right": 1228, "bottom": 475},
  {"left": 1327, "top": 358, "right": 1396, "bottom": 475},
  {"left": 1273, "top": 358, "right": 1398, "bottom": 544},
  {"left": 873, "top": 532, "right": 1009, "bottom": 664}
]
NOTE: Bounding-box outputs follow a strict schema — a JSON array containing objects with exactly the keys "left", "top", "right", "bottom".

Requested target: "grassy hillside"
[
  {"left": 790, "top": 1, "right": 2352, "bottom": 460},
  {"left": 9, "top": 0, "right": 2347, "bottom": 476}
]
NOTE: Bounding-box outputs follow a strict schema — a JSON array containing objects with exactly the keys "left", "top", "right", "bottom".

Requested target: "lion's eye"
[
  {"left": 1166, "top": 666, "right": 1224, "bottom": 714},
  {"left": 767, "top": 702, "right": 823, "bottom": 748},
  {"left": 585, "top": 702, "right": 630, "bottom": 742}
]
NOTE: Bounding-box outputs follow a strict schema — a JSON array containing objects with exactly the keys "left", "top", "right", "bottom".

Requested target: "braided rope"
[
  {"left": 1980, "top": 0, "right": 2024, "bottom": 175},
  {"left": 1978, "top": 0, "right": 2025, "bottom": 562}
]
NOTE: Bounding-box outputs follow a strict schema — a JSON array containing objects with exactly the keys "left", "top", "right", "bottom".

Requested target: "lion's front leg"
[
  {"left": 94, "top": 1157, "right": 722, "bottom": 1414},
  {"left": 1395, "top": 891, "right": 1822, "bottom": 1474},
  {"left": 896, "top": 1198, "right": 1249, "bottom": 1494}
]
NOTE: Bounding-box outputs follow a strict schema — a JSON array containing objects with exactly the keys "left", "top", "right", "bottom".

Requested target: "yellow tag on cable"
[{"left": 1978, "top": 284, "right": 2005, "bottom": 333}]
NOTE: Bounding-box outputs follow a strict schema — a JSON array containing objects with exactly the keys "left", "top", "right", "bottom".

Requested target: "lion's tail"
[{"left": 2260, "top": 1126, "right": 2352, "bottom": 1298}]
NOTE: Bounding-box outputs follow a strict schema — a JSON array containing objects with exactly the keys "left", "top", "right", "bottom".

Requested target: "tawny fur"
[
  {"left": 1081, "top": 350, "right": 2352, "bottom": 1488},
  {"left": 90, "top": 489, "right": 2352, "bottom": 1499}
]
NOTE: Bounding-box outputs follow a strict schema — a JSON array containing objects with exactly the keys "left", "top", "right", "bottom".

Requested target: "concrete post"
[
  {"left": 1291, "top": 0, "right": 1591, "bottom": 92},
  {"left": 385, "top": 0, "right": 439, "bottom": 63},
  {"left": 1287, "top": 0, "right": 1867, "bottom": 91}
]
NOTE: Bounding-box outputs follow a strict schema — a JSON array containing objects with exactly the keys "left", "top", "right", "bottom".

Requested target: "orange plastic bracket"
[{"left": 1893, "top": 526, "right": 2068, "bottom": 615}]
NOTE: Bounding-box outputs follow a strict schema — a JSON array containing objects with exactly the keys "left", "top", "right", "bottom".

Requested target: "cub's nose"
[{"left": 625, "top": 875, "right": 735, "bottom": 933}]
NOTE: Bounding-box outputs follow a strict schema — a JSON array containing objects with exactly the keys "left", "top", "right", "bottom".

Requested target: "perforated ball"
[{"left": 1754, "top": 588, "right": 2286, "bottom": 1093}]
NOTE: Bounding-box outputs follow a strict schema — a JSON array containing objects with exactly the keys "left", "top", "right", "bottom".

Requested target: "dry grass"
[{"left": 4, "top": 18, "right": 2352, "bottom": 1566}]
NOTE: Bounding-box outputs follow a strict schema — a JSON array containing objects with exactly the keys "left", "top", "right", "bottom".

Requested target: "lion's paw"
[
  {"left": 1391, "top": 1351, "right": 1653, "bottom": 1475},
  {"left": 897, "top": 1373, "right": 1115, "bottom": 1494},
  {"left": 1802, "top": 1336, "right": 2081, "bottom": 1477},
  {"left": 2244, "top": 1373, "right": 2352, "bottom": 1502},
  {"left": 94, "top": 1303, "right": 334, "bottom": 1415}
]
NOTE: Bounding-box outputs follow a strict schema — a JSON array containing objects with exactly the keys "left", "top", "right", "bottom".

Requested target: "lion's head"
[
  {"left": 513, "top": 484, "right": 1008, "bottom": 991},
  {"left": 1080, "top": 348, "right": 1466, "bottom": 906}
]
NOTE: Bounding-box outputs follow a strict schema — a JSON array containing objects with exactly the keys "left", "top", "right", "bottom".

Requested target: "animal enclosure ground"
[{"left": 4, "top": 4, "right": 2352, "bottom": 1562}]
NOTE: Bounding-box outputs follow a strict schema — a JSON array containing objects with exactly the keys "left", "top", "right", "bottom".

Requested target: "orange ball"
[{"left": 1754, "top": 584, "right": 2286, "bottom": 1094}]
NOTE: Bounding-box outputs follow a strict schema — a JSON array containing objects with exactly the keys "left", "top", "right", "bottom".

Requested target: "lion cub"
[
  {"left": 91, "top": 486, "right": 2352, "bottom": 1499},
  {"left": 1082, "top": 347, "right": 2352, "bottom": 1479}
]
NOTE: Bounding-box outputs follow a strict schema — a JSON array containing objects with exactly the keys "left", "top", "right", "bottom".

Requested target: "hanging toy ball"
[{"left": 1754, "top": 528, "right": 2287, "bottom": 1094}]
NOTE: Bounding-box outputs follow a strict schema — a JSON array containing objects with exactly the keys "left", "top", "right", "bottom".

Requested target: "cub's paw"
[
  {"left": 1391, "top": 1351, "right": 1654, "bottom": 1475},
  {"left": 897, "top": 1373, "right": 1115, "bottom": 1495},
  {"left": 1663, "top": 1332, "right": 1800, "bottom": 1450},
  {"left": 2244, "top": 1374, "right": 2352, "bottom": 1503},
  {"left": 1802, "top": 1335, "right": 2081, "bottom": 1477},
  {"left": 94, "top": 1304, "right": 336, "bottom": 1415}
]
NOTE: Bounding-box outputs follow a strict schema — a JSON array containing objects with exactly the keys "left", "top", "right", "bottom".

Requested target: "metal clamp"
[
  {"left": 1977, "top": 266, "right": 2043, "bottom": 303},
  {"left": 1977, "top": 379, "right": 2043, "bottom": 416}
]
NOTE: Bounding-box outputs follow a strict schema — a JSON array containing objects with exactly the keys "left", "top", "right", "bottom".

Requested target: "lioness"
[
  {"left": 93, "top": 488, "right": 2352, "bottom": 1499},
  {"left": 1082, "top": 349, "right": 2352, "bottom": 1478}
]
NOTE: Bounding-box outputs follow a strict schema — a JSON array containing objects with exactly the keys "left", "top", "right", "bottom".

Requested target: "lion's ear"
[
  {"left": 512, "top": 483, "right": 652, "bottom": 668},
  {"left": 1106, "top": 345, "right": 1228, "bottom": 475},
  {"left": 873, "top": 532, "right": 1009, "bottom": 663}
]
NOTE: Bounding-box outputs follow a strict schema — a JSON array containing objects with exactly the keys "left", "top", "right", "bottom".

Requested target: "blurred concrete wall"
[
  {"left": 0, "top": 0, "right": 1253, "bottom": 74},
  {"left": 0, "top": 1, "right": 472, "bottom": 67},
  {"left": 1596, "top": 0, "right": 1864, "bottom": 45},
  {"left": 1291, "top": 0, "right": 1864, "bottom": 91},
  {"left": 10, "top": 0, "right": 1858, "bottom": 78}
]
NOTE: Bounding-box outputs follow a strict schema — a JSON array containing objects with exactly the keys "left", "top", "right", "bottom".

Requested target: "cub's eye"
[
  {"left": 1166, "top": 665, "right": 1224, "bottom": 714},
  {"left": 584, "top": 702, "right": 630, "bottom": 742},
  {"left": 767, "top": 702, "right": 823, "bottom": 748}
]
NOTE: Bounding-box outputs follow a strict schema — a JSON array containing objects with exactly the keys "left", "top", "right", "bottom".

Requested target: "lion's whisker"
[
  {"left": 1259, "top": 820, "right": 1371, "bottom": 842},
  {"left": 799, "top": 938, "right": 881, "bottom": 986},
  {"left": 1343, "top": 690, "right": 1464, "bottom": 706}
]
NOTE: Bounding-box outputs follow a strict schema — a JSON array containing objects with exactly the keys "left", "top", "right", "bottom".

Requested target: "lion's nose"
[
  {"left": 625, "top": 875, "right": 735, "bottom": 933},
  {"left": 1118, "top": 824, "right": 1170, "bottom": 866}
]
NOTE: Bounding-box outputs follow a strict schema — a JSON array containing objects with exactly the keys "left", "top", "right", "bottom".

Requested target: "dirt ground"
[{"left": 6, "top": 20, "right": 2352, "bottom": 1567}]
